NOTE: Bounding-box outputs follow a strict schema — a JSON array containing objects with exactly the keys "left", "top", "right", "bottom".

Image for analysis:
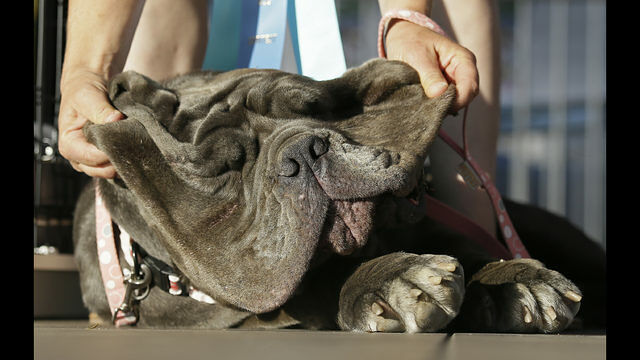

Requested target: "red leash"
[
  {"left": 379, "top": 9, "right": 530, "bottom": 259},
  {"left": 429, "top": 107, "right": 530, "bottom": 259}
]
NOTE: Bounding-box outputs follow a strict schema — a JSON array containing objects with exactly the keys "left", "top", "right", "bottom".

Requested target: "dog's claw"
[
  {"left": 428, "top": 276, "right": 442, "bottom": 285},
  {"left": 523, "top": 305, "right": 533, "bottom": 323},
  {"left": 409, "top": 288, "right": 423, "bottom": 299},
  {"left": 367, "top": 320, "right": 378, "bottom": 332},
  {"left": 371, "top": 302, "right": 384, "bottom": 316},
  {"left": 437, "top": 263, "right": 457, "bottom": 272},
  {"left": 545, "top": 306, "right": 557, "bottom": 321},
  {"left": 565, "top": 290, "right": 582, "bottom": 302}
]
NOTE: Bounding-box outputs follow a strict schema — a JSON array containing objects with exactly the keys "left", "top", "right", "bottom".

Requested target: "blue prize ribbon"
[
  {"left": 289, "top": 0, "right": 346, "bottom": 80},
  {"left": 286, "top": 0, "right": 303, "bottom": 75},
  {"left": 203, "top": 0, "right": 346, "bottom": 79},
  {"left": 203, "top": 0, "right": 243, "bottom": 72},
  {"left": 238, "top": 0, "right": 288, "bottom": 70}
]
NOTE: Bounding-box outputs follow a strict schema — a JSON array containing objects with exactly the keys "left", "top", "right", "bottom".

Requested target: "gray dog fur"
[{"left": 73, "top": 59, "right": 602, "bottom": 333}]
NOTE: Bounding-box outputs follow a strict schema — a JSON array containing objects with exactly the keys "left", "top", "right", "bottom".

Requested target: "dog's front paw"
[
  {"left": 337, "top": 253, "right": 465, "bottom": 333},
  {"left": 457, "top": 258, "right": 582, "bottom": 333}
]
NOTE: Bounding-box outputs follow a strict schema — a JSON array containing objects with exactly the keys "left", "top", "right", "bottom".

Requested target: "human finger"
[
  {"left": 410, "top": 50, "right": 450, "bottom": 99},
  {"left": 58, "top": 72, "right": 123, "bottom": 177},
  {"left": 69, "top": 81, "right": 124, "bottom": 125},
  {"left": 441, "top": 50, "right": 479, "bottom": 111},
  {"left": 58, "top": 125, "right": 111, "bottom": 168},
  {"left": 71, "top": 159, "right": 118, "bottom": 179},
  {"left": 385, "top": 21, "right": 449, "bottom": 98}
]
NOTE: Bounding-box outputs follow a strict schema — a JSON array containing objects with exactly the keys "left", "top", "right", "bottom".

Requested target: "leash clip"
[
  {"left": 436, "top": 107, "right": 531, "bottom": 259},
  {"left": 456, "top": 160, "right": 483, "bottom": 190},
  {"left": 112, "top": 247, "right": 152, "bottom": 326}
]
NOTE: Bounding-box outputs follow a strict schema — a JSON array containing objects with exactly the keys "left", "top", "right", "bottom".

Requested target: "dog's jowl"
[{"left": 73, "top": 59, "right": 605, "bottom": 332}]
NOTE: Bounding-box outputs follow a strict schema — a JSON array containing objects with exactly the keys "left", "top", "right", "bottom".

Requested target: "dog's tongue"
[{"left": 325, "top": 199, "right": 375, "bottom": 255}]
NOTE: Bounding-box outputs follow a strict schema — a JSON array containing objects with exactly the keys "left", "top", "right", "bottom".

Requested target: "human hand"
[
  {"left": 384, "top": 20, "right": 479, "bottom": 112},
  {"left": 58, "top": 69, "right": 124, "bottom": 178}
]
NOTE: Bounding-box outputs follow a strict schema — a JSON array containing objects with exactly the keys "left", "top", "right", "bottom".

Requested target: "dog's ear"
[
  {"left": 108, "top": 71, "right": 178, "bottom": 124},
  {"left": 322, "top": 58, "right": 456, "bottom": 196},
  {"left": 325, "top": 58, "right": 456, "bottom": 154},
  {"left": 90, "top": 71, "right": 255, "bottom": 190},
  {"left": 328, "top": 58, "right": 427, "bottom": 106},
  {"left": 84, "top": 71, "right": 185, "bottom": 194}
]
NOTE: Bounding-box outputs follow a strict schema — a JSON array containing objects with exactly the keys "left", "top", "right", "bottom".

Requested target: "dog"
[{"left": 73, "top": 59, "right": 605, "bottom": 332}]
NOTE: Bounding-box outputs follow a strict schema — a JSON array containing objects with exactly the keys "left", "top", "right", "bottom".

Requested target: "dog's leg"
[
  {"left": 88, "top": 312, "right": 107, "bottom": 328},
  {"left": 337, "top": 252, "right": 465, "bottom": 333}
]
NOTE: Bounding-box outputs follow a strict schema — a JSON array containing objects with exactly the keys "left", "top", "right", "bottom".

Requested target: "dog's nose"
[
  {"left": 309, "top": 136, "right": 329, "bottom": 159},
  {"left": 279, "top": 135, "right": 328, "bottom": 177},
  {"left": 279, "top": 157, "right": 300, "bottom": 177}
]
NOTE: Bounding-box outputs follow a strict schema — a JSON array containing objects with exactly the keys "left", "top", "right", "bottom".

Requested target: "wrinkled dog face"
[{"left": 85, "top": 59, "right": 455, "bottom": 313}]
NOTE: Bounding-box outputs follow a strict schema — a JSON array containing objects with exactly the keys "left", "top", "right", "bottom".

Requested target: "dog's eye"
[
  {"left": 279, "top": 88, "right": 328, "bottom": 115},
  {"left": 223, "top": 143, "right": 245, "bottom": 172},
  {"left": 196, "top": 129, "right": 257, "bottom": 177},
  {"left": 244, "top": 75, "right": 334, "bottom": 118},
  {"left": 215, "top": 102, "right": 230, "bottom": 113},
  {"left": 245, "top": 89, "right": 267, "bottom": 114}
]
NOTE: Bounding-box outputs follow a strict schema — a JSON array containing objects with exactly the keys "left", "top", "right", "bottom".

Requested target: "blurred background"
[
  {"left": 34, "top": 0, "right": 606, "bottom": 260},
  {"left": 333, "top": 0, "right": 607, "bottom": 250}
]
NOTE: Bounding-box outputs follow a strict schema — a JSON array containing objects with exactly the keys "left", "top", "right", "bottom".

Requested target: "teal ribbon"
[{"left": 203, "top": 0, "right": 346, "bottom": 79}]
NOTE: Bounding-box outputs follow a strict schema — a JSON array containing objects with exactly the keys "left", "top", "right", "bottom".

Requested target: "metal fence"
[
  {"left": 34, "top": 0, "right": 90, "bottom": 254},
  {"left": 335, "top": 0, "right": 606, "bottom": 249},
  {"left": 496, "top": 0, "right": 606, "bottom": 249}
]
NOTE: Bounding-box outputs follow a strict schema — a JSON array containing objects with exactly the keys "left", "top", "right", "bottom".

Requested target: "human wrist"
[
  {"left": 60, "top": 53, "right": 121, "bottom": 90},
  {"left": 63, "top": 29, "right": 131, "bottom": 85},
  {"left": 378, "top": 9, "right": 446, "bottom": 58},
  {"left": 59, "top": 65, "right": 109, "bottom": 95}
]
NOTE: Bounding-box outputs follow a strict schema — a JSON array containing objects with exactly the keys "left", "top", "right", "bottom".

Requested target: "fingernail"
[
  {"left": 427, "top": 82, "right": 447, "bottom": 97},
  {"left": 105, "top": 111, "right": 123, "bottom": 123}
]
